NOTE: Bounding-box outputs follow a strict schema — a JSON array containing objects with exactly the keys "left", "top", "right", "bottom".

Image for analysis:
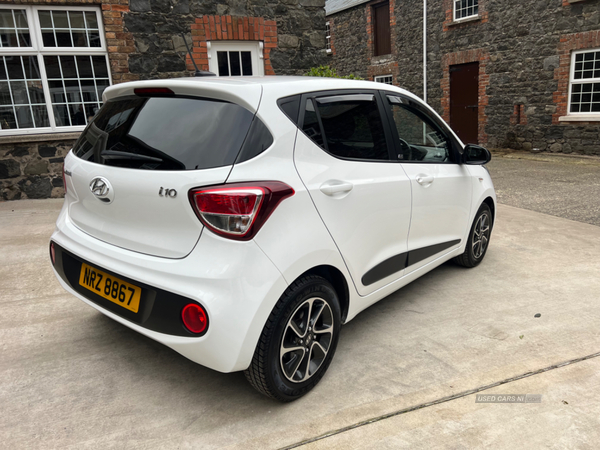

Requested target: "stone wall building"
[
  {"left": 325, "top": 0, "right": 600, "bottom": 154},
  {"left": 0, "top": 0, "right": 327, "bottom": 200}
]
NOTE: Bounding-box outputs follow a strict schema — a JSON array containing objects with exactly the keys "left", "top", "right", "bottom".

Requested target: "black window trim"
[
  {"left": 310, "top": 97, "right": 330, "bottom": 153},
  {"left": 277, "top": 94, "right": 302, "bottom": 125},
  {"left": 378, "top": 90, "right": 464, "bottom": 164},
  {"left": 297, "top": 89, "right": 397, "bottom": 164}
]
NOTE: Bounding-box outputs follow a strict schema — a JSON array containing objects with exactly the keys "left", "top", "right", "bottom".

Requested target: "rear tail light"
[
  {"left": 182, "top": 303, "right": 208, "bottom": 334},
  {"left": 62, "top": 164, "right": 66, "bottom": 194},
  {"left": 50, "top": 242, "right": 56, "bottom": 265},
  {"left": 189, "top": 181, "right": 295, "bottom": 241}
]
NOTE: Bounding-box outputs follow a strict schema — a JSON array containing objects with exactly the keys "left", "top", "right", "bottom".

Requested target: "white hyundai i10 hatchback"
[{"left": 50, "top": 76, "right": 495, "bottom": 402}]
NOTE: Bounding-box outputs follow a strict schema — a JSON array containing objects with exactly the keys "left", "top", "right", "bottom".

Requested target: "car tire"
[
  {"left": 244, "top": 275, "right": 342, "bottom": 402},
  {"left": 454, "top": 203, "right": 492, "bottom": 268}
]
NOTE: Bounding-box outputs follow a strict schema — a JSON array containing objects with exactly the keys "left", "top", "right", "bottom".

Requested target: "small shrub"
[{"left": 305, "top": 65, "right": 363, "bottom": 80}]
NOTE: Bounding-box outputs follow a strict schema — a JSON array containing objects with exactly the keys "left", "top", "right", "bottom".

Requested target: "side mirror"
[{"left": 462, "top": 144, "right": 491, "bottom": 165}]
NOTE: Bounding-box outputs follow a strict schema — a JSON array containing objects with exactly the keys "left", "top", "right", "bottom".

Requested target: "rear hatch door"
[{"left": 66, "top": 91, "right": 258, "bottom": 258}]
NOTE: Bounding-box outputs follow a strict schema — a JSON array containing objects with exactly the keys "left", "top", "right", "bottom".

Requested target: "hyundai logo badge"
[{"left": 89, "top": 177, "right": 113, "bottom": 203}]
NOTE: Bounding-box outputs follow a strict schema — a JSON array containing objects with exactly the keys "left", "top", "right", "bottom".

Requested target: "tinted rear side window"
[
  {"left": 302, "top": 99, "right": 326, "bottom": 149},
  {"left": 73, "top": 96, "right": 254, "bottom": 170},
  {"left": 235, "top": 116, "right": 274, "bottom": 163},
  {"left": 304, "top": 94, "right": 389, "bottom": 161}
]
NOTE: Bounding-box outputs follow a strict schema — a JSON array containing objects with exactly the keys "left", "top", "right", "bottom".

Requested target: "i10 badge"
[{"left": 159, "top": 187, "right": 177, "bottom": 198}]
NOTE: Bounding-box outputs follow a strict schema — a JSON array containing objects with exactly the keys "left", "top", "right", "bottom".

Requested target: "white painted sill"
[
  {"left": 558, "top": 115, "right": 600, "bottom": 122},
  {"left": 0, "top": 132, "right": 81, "bottom": 145},
  {"left": 449, "top": 15, "right": 481, "bottom": 26}
]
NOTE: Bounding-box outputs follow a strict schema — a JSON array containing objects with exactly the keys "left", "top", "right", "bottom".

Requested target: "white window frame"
[
  {"left": 374, "top": 75, "right": 393, "bottom": 85},
  {"left": 453, "top": 0, "right": 479, "bottom": 22},
  {"left": 326, "top": 21, "right": 331, "bottom": 54},
  {"left": 567, "top": 48, "right": 600, "bottom": 118},
  {"left": 0, "top": 5, "right": 111, "bottom": 136},
  {"left": 207, "top": 41, "right": 264, "bottom": 77}
]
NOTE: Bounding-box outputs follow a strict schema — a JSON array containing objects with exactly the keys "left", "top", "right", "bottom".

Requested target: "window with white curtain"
[
  {"left": 454, "top": 0, "right": 478, "bottom": 21},
  {"left": 0, "top": 5, "right": 110, "bottom": 135},
  {"left": 569, "top": 49, "right": 600, "bottom": 114},
  {"left": 374, "top": 75, "right": 393, "bottom": 85},
  {"left": 207, "top": 41, "right": 264, "bottom": 77}
]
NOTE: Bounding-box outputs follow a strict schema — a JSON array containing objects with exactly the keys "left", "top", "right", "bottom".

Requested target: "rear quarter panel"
[{"left": 224, "top": 94, "right": 358, "bottom": 335}]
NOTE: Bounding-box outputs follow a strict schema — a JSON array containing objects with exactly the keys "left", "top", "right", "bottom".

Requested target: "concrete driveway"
[
  {"left": 2, "top": 199, "right": 600, "bottom": 449},
  {"left": 488, "top": 150, "right": 600, "bottom": 227}
]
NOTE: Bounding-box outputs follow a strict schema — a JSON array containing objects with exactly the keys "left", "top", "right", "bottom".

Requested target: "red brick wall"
[
  {"left": 552, "top": 30, "right": 600, "bottom": 124},
  {"left": 366, "top": 0, "right": 395, "bottom": 60},
  {"left": 366, "top": 0, "right": 399, "bottom": 84},
  {"left": 328, "top": 18, "right": 335, "bottom": 56},
  {"left": 510, "top": 104, "right": 528, "bottom": 126},
  {"left": 101, "top": 2, "right": 138, "bottom": 84},
  {"left": 367, "top": 61, "right": 399, "bottom": 81},
  {"left": 188, "top": 15, "right": 277, "bottom": 76},
  {"left": 441, "top": 48, "right": 490, "bottom": 144}
]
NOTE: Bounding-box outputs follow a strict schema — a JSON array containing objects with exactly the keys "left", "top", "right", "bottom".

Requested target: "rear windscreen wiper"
[{"left": 100, "top": 150, "right": 163, "bottom": 163}]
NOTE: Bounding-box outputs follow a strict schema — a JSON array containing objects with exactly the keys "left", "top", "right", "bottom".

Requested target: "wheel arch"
[
  {"left": 482, "top": 196, "right": 495, "bottom": 226},
  {"left": 297, "top": 265, "right": 350, "bottom": 323}
]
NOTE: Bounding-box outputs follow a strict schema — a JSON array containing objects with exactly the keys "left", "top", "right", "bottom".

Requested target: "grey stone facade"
[
  {"left": 328, "top": 7, "right": 369, "bottom": 79},
  {"left": 327, "top": 0, "right": 600, "bottom": 155},
  {"left": 0, "top": 136, "right": 75, "bottom": 201},
  {"left": 125, "top": 0, "right": 328, "bottom": 79}
]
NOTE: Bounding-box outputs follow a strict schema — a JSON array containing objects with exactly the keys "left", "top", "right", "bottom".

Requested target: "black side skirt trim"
[
  {"left": 361, "top": 239, "right": 461, "bottom": 287},
  {"left": 361, "top": 253, "right": 407, "bottom": 287},
  {"left": 406, "top": 239, "right": 461, "bottom": 268}
]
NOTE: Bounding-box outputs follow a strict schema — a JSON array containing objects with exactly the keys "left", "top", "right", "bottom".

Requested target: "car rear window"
[{"left": 72, "top": 96, "right": 255, "bottom": 170}]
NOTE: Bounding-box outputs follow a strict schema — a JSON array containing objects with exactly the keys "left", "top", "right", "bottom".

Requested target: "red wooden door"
[
  {"left": 450, "top": 62, "right": 479, "bottom": 144},
  {"left": 373, "top": 2, "right": 391, "bottom": 56}
]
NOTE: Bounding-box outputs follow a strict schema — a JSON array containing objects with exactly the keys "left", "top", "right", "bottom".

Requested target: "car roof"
[{"left": 102, "top": 76, "right": 424, "bottom": 112}]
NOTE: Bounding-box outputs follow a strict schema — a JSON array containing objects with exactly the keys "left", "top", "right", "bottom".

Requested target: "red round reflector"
[{"left": 181, "top": 303, "right": 208, "bottom": 334}]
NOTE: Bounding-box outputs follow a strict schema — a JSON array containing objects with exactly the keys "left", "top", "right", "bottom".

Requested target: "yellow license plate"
[{"left": 79, "top": 263, "right": 142, "bottom": 313}]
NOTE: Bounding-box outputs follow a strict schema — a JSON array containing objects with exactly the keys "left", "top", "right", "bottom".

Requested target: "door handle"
[
  {"left": 416, "top": 174, "right": 434, "bottom": 186},
  {"left": 319, "top": 180, "right": 354, "bottom": 196}
]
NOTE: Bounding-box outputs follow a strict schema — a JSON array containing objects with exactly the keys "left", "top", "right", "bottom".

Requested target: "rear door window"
[
  {"left": 301, "top": 93, "right": 390, "bottom": 161},
  {"left": 73, "top": 96, "right": 255, "bottom": 170}
]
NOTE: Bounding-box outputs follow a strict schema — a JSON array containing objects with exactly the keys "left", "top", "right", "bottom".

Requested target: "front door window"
[
  {"left": 385, "top": 96, "right": 471, "bottom": 274},
  {"left": 387, "top": 96, "right": 451, "bottom": 163}
]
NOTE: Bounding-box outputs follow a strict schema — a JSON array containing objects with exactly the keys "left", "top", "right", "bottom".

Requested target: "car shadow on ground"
[{"left": 88, "top": 258, "right": 466, "bottom": 409}]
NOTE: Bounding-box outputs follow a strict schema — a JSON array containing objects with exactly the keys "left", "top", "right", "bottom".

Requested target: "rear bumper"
[{"left": 50, "top": 202, "right": 288, "bottom": 373}]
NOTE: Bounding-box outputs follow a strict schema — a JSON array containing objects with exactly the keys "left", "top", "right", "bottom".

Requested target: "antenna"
[{"left": 180, "top": 32, "right": 216, "bottom": 77}]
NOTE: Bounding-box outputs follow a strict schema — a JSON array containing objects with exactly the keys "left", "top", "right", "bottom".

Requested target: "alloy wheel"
[
  {"left": 472, "top": 212, "right": 490, "bottom": 259},
  {"left": 280, "top": 297, "right": 334, "bottom": 383}
]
